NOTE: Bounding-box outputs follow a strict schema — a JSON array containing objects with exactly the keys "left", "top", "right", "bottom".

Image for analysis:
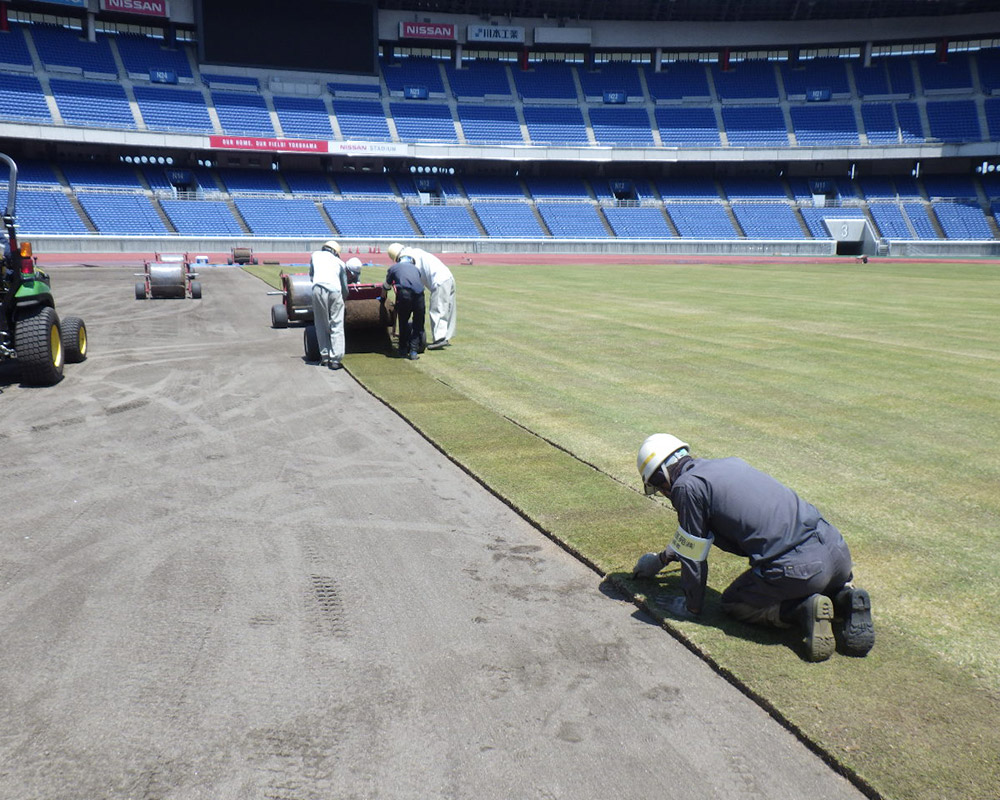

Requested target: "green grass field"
[{"left": 251, "top": 258, "right": 1000, "bottom": 800}]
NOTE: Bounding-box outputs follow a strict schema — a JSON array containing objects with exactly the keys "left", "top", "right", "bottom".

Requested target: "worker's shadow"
[{"left": 600, "top": 571, "right": 799, "bottom": 658}]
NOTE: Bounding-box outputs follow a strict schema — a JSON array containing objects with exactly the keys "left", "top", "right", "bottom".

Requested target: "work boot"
[
  {"left": 426, "top": 338, "right": 447, "bottom": 350},
  {"left": 328, "top": 361, "right": 343, "bottom": 371},
  {"left": 834, "top": 587, "right": 875, "bottom": 656},
  {"left": 407, "top": 350, "right": 419, "bottom": 360},
  {"left": 797, "top": 594, "right": 835, "bottom": 662}
]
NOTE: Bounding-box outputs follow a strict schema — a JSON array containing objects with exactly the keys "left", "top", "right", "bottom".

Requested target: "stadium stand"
[
  {"left": 160, "top": 199, "right": 244, "bottom": 236},
  {"left": 333, "top": 173, "right": 397, "bottom": 197},
  {"left": 868, "top": 202, "right": 914, "bottom": 238},
  {"left": 903, "top": 202, "right": 938, "bottom": 238},
  {"left": 323, "top": 199, "right": 416, "bottom": 237},
  {"left": 654, "top": 107, "right": 721, "bottom": 147},
  {"left": 789, "top": 104, "right": 860, "bottom": 145},
  {"left": 381, "top": 56, "right": 446, "bottom": 95},
  {"left": 472, "top": 202, "right": 546, "bottom": 237},
  {"left": 655, "top": 177, "right": 722, "bottom": 201},
  {"left": 916, "top": 53, "right": 974, "bottom": 93},
  {"left": 589, "top": 107, "right": 655, "bottom": 146},
  {"left": 15, "top": 189, "right": 90, "bottom": 234},
  {"left": 50, "top": 79, "right": 136, "bottom": 129},
  {"left": 456, "top": 104, "right": 523, "bottom": 143},
  {"left": 665, "top": 203, "right": 739, "bottom": 238},
  {"left": 115, "top": 33, "right": 193, "bottom": 80},
  {"left": 577, "top": 63, "right": 644, "bottom": 100},
  {"left": 852, "top": 61, "right": 893, "bottom": 98},
  {"left": 76, "top": 193, "right": 170, "bottom": 235},
  {"left": 799, "top": 207, "right": 868, "bottom": 238},
  {"left": 524, "top": 177, "right": 591, "bottom": 200},
  {"left": 721, "top": 106, "right": 789, "bottom": 146},
  {"left": 444, "top": 60, "right": 512, "bottom": 99},
  {"left": 894, "top": 102, "right": 925, "bottom": 142},
  {"left": 780, "top": 58, "right": 852, "bottom": 97},
  {"left": 60, "top": 161, "right": 143, "bottom": 191},
  {"left": 217, "top": 168, "right": 284, "bottom": 194},
  {"left": 284, "top": 171, "right": 335, "bottom": 195},
  {"left": 0, "top": 25, "right": 34, "bottom": 70},
  {"left": 522, "top": 106, "right": 589, "bottom": 144},
  {"left": 511, "top": 62, "right": 578, "bottom": 101},
  {"left": 408, "top": 205, "right": 482, "bottom": 237},
  {"left": 602, "top": 206, "right": 675, "bottom": 238},
  {"left": 0, "top": 73, "right": 52, "bottom": 123},
  {"left": 731, "top": 203, "right": 805, "bottom": 238},
  {"left": 535, "top": 203, "right": 608, "bottom": 238},
  {"left": 31, "top": 24, "right": 117, "bottom": 76},
  {"left": 932, "top": 201, "right": 993, "bottom": 238},
  {"left": 389, "top": 102, "right": 458, "bottom": 143},
  {"left": 272, "top": 96, "right": 334, "bottom": 140},
  {"left": 922, "top": 174, "right": 979, "bottom": 198},
  {"left": 644, "top": 62, "right": 711, "bottom": 101},
  {"left": 721, "top": 176, "right": 788, "bottom": 201},
  {"left": 211, "top": 91, "right": 274, "bottom": 136},
  {"left": 861, "top": 103, "right": 899, "bottom": 144},
  {"left": 925, "top": 99, "right": 981, "bottom": 142},
  {"left": 234, "top": 198, "right": 332, "bottom": 236},
  {"left": 711, "top": 60, "right": 779, "bottom": 100},
  {"left": 332, "top": 99, "right": 392, "bottom": 140},
  {"left": 460, "top": 176, "right": 526, "bottom": 199},
  {"left": 133, "top": 86, "right": 214, "bottom": 133}
]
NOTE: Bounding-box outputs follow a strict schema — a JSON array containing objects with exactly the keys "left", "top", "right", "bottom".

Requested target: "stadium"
[
  {"left": 1, "top": 0, "right": 1000, "bottom": 258},
  {"left": 2, "top": 2, "right": 999, "bottom": 800}
]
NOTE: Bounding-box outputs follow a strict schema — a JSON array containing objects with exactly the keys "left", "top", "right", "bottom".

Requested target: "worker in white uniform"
[
  {"left": 345, "top": 256, "right": 363, "bottom": 284},
  {"left": 309, "top": 240, "right": 349, "bottom": 370},
  {"left": 387, "top": 243, "right": 455, "bottom": 349}
]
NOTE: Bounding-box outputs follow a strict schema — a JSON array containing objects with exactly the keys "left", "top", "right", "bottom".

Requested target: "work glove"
[
  {"left": 656, "top": 595, "right": 696, "bottom": 619},
  {"left": 632, "top": 552, "right": 666, "bottom": 579}
]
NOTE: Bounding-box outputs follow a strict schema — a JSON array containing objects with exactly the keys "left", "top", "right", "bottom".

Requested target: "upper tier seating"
[
  {"left": 61, "top": 162, "right": 143, "bottom": 191},
  {"left": 602, "top": 207, "right": 675, "bottom": 238},
  {"left": 852, "top": 61, "right": 893, "bottom": 98},
  {"left": 444, "top": 60, "right": 512, "bottom": 99},
  {"left": 589, "top": 107, "right": 655, "bottom": 146},
  {"left": 31, "top": 25, "right": 117, "bottom": 76},
  {"left": 133, "top": 86, "right": 214, "bottom": 133},
  {"left": 50, "top": 79, "right": 136, "bottom": 129},
  {"left": 116, "top": 33, "right": 193, "bottom": 80},
  {"left": 712, "top": 60, "right": 779, "bottom": 100},
  {"left": 535, "top": 203, "right": 607, "bottom": 238},
  {"left": 211, "top": 91, "right": 274, "bottom": 136},
  {"left": 0, "top": 73, "right": 52, "bottom": 123},
  {"left": 861, "top": 103, "right": 899, "bottom": 144},
  {"left": 654, "top": 107, "right": 720, "bottom": 146},
  {"left": 577, "top": 63, "right": 644, "bottom": 99},
  {"left": 160, "top": 199, "right": 244, "bottom": 235},
  {"left": 332, "top": 99, "right": 391, "bottom": 140},
  {"left": 382, "top": 57, "right": 445, "bottom": 95},
  {"left": 409, "top": 205, "right": 481, "bottom": 237},
  {"left": 77, "top": 193, "right": 169, "bottom": 235},
  {"left": 894, "top": 102, "right": 925, "bottom": 142},
  {"left": 389, "top": 102, "right": 458, "bottom": 143},
  {"left": 273, "top": 96, "right": 333, "bottom": 140},
  {"left": 460, "top": 176, "right": 525, "bottom": 199},
  {"left": 985, "top": 98, "right": 1000, "bottom": 141},
  {"left": 884, "top": 58, "right": 915, "bottom": 95},
  {"left": 790, "top": 104, "right": 859, "bottom": 145},
  {"left": 655, "top": 178, "right": 721, "bottom": 201},
  {"left": 925, "top": 99, "right": 981, "bottom": 142},
  {"left": 523, "top": 106, "right": 589, "bottom": 144},
  {"left": 457, "top": 104, "right": 523, "bottom": 143},
  {"left": 721, "top": 106, "right": 788, "bottom": 146},
  {"left": 284, "top": 171, "right": 334, "bottom": 195},
  {"left": 644, "top": 62, "right": 711, "bottom": 101},
  {"left": 472, "top": 202, "right": 545, "bottom": 237},
  {"left": 0, "top": 26, "right": 34, "bottom": 69},
  {"left": 978, "top": 49, "right": 1000, "bottom": 95},
  {"left": 217, "top": 168, "right": 284, "bottom": 194},
  {"left": 525, "top": 177, "right": 591, "bottom": 200},
  {"left": 916, "top": 53, "right": 973, "bottom": 93},
  {"left": 512, "top": 63, "right": 577, "bottom": 101},
  {"left": 333, "top": 174, "right": 396, "bottom": 196},
  {"left": 780, "top": 58, "right": 851, "bottom": 97},
  {"left": 323, "top": 199, "right": 415, "bottom": 237},
  {"left": 922, "top": 174, "right": 978, "bottom": 198},
  {"left": 720, "top": 177, "right": 787, "bottom": 201}
]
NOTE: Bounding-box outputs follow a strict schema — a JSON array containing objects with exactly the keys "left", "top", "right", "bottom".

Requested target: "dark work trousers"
[
  {"left": 395, "top": 287, "right": 425, "bottom": 356},
  {"left": 719, "top": 519, "right": 854, "bottom": 627}
]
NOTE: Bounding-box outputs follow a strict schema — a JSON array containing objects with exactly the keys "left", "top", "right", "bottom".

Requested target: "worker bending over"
[
  {"left": 387, "top": 243, "right": 455, "bottom": 350},
  {"left": 633, "top": 433, "right": 874, "bottom": 662},
  {"left": 309, "top": 240, "right": 349, "bottom": 370},
  {"left": 383, "top": 254, "right": 425, "bottom": 361}
]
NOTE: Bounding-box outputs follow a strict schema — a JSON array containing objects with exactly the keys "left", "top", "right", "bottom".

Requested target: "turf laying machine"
[
  {"left": 228, "top": 247, "right": 257, "bottom": 265},
  {"left": 135, "top": 253, "right": 202, "bottom": 300},
  {"left": 268, "top": 271, "right": 314, "bottom": 328},
  {"left": 0, "top": 154, "right": 88, "bottom": 385},
  {"left": 302, "top": 282, "right": 398, "bottom": 362}
]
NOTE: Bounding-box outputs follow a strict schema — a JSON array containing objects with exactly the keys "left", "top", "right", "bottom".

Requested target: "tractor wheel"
[
  {"left": 61, "top": 316, "right": 88, "bottom": 363},
  {"left": 16, "top": 306, "right": 64, "bottom": 385},
  {"left": 135, "top": 280, "right": 147, "bottom": 300},
  {"left": 190, "top": 280, "right": 202, "bottom": 299},
  {"left": 271, "top": 303, "right": 289, "bottom": 328},
  {"left": 303, "top": 325, "right": 320, "bottom": 362}
]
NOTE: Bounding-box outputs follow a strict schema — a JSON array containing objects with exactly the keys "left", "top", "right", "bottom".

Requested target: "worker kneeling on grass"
[
  {"left": 387, "top": 242, "right": 455, "bottom": 350},
  {"left": 310, "top": 240, "right": 349, "bottom": 370},
  {"left": 633, "top": 434, "right": 874, "bottom": 662}
]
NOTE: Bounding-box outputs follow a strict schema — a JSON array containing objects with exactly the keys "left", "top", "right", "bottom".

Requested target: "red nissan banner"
[
  {"left": 210, "top": 136, "right": 329, "bottom": 153},
  {"left": 399, "top": 21, "right": 455, "bottom": 40},
  {"left": 100, "top": 0, "right": 170, "bottom": 16}
]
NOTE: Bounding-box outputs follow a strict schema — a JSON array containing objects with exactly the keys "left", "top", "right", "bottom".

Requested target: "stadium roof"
[{"left": 377, "top": 0, "right": 999, "bottom": 23}]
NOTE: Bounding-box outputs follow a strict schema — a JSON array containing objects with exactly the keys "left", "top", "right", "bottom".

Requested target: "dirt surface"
[{"left": 0, "top": 265, "right": 868, "bottom": 800}]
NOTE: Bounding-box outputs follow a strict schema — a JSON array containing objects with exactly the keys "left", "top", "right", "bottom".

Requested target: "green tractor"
[{"left": 0, "top": 153, "right": 88, "bottom": 386}]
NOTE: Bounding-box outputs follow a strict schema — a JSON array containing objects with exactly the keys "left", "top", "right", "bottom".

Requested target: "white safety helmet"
[
  {"left": 637, "top": 433, "right": 690, "bottom": 495},
  {"left": 346, "top": 257, "right": 362, "bottom": 269},
  {"left": 322, "top": 240, "right": 341, "bottom": 255},
  {"left": 387, "top": 242, "right": 405, "bottom": 262}
]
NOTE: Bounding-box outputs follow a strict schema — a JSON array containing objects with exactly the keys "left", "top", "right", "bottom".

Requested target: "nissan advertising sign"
[
  {"left": 399, "top": 21, "right": 456, "bottom": 41},
  {"left": 100, "top": 0, "right": 170, "bottom": 17}
]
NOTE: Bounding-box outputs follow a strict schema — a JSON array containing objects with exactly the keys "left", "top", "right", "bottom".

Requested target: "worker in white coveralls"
[
  {"left": 633, "top": 434, "right": 874, "bottom": 662},
  {"left": 345, "top": 256, "right": 363, "bottom": 284},
  {"left": 387, "top": 243, "right": 455, "bottom": 349},
  {"left": 309, "top": 240, "right": 349, "bottom": 370}
]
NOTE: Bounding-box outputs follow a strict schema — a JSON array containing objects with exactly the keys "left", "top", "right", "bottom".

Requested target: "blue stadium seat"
[
  {"left": 523, "top": 106, "right": 589, "bottom": 144},
  {"left": 654, "top": 107, "right": 720, "bottom": 147},
  {"left": 861, "top": 103, "right": 898, "bottom": 144},
  {"left": 445, "top": 60, "right": 512, "bottom": 99},
  {"left": 160, "top": 199, "right": 244, "bottom": 236},
  {"left": 916, "top": 53, "right": 973, "bottom": 93},
  {"left": 655, "top": 178, "right": 721, "bottom": 201},
  {"left": 977, "top": 49, "right": 1000, "bottom": 96},
  {"left": 284, "top": 171, "right": 334, "bottom": 195},
  {"left": 721, "top": 177, "right": 787, "bottom": 201},
  {"left": 472, "top": 202, "right": 545, "bottom": 237},
  {"left": 885, "top": 58, "right": 915, "bottom": 95},
  {"left": 333, "top": 174, "right": 396, "bottom": 196},
  {"left": 457, "top": 104, "right": 523, "bottom": 143},
  {"left": 14, "top": 189, "right": 90, "bottom": 234},
  {"left": 390, "top": 102, "right": 457, "bottom": 143},
  {"left": 0, "top": 25, "right": 33, "bottom": 69},
  {"left": 115, "top": 33, "right": 193, "bottom": 80},
  {"left": 985, "top": 98, "right": 1000, "bottom": 141},
  {"left": 780, "top": 58, "right": 851, "bottom": 97},
  {"left": 852, "top": 61, "right": 892, "bottom": 98},
  {"left": 409, "top": 205, "right": 481, "bottom": 237},
  {"left": 535, "top": 203, "right": 608, "bottom": 238},
  {"left": 50, "top": 79, "right": 136, "bottom": 129},
  {"left": 932, "top": 201, "right": 993, "bottom": 239},
  {"left": 211, "top": 91, "right": 274, "bottom": 136},
  {"left": 234, "top": 198, "right": 332, "bottom": 236},
  {"left": 333, "top": 99, "right": 391, "bottom": 140},
  {"left": 382, "top": 56, "right": 445, "bottom": 94},
  {"left": 922, "top": 174, "right": 978, "bottom": 199},
  {"left": 77, "top": 193, "right": 169, "bottom": 235},
  {"left": 665, "top": 203, "right": 738, "bottom": 238},
  {"left": 712, "top": 60, "right": 779, "bottom": 100},
  {"left": 273, "top": 96, "right": 333, "bottom": 140},
  {"left": 0, "top": 73, "right": 52, "bottom": 123},
  {"left": 731, "top": 203, "right": 805, "bottom": 238},
  {"left": 722, "top": 106, "right": 788, "bottom": 146},
  {"left": 31, "top": 24, "right": 117, "bottom": 76},
  {"left": 925, "top": 100, "right": 981, "bottom": 143},
  {"left": 323, "top": 199, "right": 416, "bottom": 237},
  {"left": 894, "top": 102, "right": 924, "bottom": 142},
  {"left": 461, "top": 176, "right": 525, "bottom": 200},
  {"left": 217, "top": 168, "right": 284, "bottom": 194},
  {"left": 134, "top": 86, "right": 214, "bottom": 133},
  {"left": 602, "top": 206, "right": 675, "bottom": 238},
  {"left": 902, "top": 203, "right": 937, "bottom": 238},
  {"left": 511, "top": 63, "right": 577, "bottom": 101},
  {"left": 589, "top": 107, "right": 654, "bottom": 146},
  {"left": 525, "top": 178, "right": 591, "bottom": 200},
  {"left": 858, "top": 176, "right": 899, "bottom": 199},
  {"left": 577, "top": 63, "right": 643, "bottom": 99},
  {"left": 867, "top": 202, "right": 912, "bottom": 239},
  {"left": 790, "top": 104, "right": 859, "bottom": 145},
  {"left": 644, "top": 62, "right": 710, "bottom": 101},
  {"left": 60, "top": 162, "right": 143, "bottom": 191}
]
